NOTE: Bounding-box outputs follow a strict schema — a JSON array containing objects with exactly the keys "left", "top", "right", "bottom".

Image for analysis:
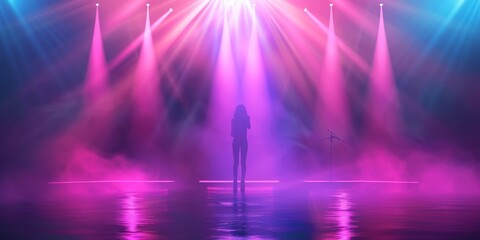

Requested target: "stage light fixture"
[
  {"left": 169, "top": 8, "right": 173, "bottom": 12},
  {"left": 380, "top": 3, "right": 383, "bottom": 7},
  {"left": 96, "top": 3, "right": 99, "bottom": 7},
  {"left": 304, "top": 8, "right": 308, "bottom": 12},
  {"left": 146, "top": 3, "right": 150, "bottom": 7},
  {"left": 330, "top": 3, "right": 333, "bottom": 7}
]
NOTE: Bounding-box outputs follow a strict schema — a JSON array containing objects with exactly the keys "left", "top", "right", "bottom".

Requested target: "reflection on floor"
[{"left": 2, "top": 185, "right": 480, "bottom": 239}]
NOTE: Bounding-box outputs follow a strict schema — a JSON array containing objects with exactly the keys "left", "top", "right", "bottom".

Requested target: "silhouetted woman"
[{"left": 231, "top": 105, "right": 250, "bottom": 192}]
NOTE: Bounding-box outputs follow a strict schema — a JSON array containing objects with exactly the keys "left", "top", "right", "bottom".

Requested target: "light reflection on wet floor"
[{"left": 2, "top": 186, "right": 480, "bottom": 239}]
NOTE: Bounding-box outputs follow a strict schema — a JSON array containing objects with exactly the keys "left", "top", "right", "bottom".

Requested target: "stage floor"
[{"left": 2, "top": 186, "right": 480, "bottom": 239}]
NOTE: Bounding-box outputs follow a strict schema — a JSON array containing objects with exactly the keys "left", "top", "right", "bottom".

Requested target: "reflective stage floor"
[{"left": 2, "top": 184, "right": 480, "bottom": 239}]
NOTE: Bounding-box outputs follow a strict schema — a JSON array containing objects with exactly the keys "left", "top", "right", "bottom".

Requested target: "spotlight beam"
[
  {"left": 317, "top": 4, "right": 350, "bottom": 136},
  {"left": 84, "top": 4, "right": 108, "bottom": 100},
  {"left": 130, "top": 2, "right": 163, "bottom": 147},
  {"left": 306, "top": 11, "right": 370, "bottom": 73},
  {"left": 109, "top": 9, "right": 173, "bottom": 70},
  {"left": 367, "top": 3, "right": 401, "bottom": 140}
]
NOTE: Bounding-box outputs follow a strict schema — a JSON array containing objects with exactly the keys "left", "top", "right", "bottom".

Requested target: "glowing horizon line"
[
  {"left": 199, "top": 180, "right": 280, "bottom": 184},
  {"left": 207, "top": 187, "right": 274, "bottom": 191},
  {"left": 48, "top": 180, "right": 175, "bottom": 184},
  {"left": 304, "top": 180, "right": 419, "bottom": 184}
]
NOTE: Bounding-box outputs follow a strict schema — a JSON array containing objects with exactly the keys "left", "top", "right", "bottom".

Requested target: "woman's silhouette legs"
[
  {"left": 240, "top": 141, "right": 247, "bottom": 192},
  {"left": 233, "top": 138, "right": 248, "bottom": 192},
  {"left": 233, "top": 141, "right": 239, "bottom": 192}
]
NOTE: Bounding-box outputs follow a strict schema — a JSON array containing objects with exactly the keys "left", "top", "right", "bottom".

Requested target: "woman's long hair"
[{"left": 233, "top": 104, "right": 248, "bottom": 119}]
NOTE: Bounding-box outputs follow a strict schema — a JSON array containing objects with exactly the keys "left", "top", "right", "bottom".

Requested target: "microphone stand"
[{"left": 318, "top": 129, "right": 345, "bottom": 181}]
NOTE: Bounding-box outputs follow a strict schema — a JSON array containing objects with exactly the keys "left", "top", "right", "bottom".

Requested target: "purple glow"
[
  {"left": 40, "top": 144, "right": 164, "bottom": 194},
  {"left": 242, "top": 7, "right": 277, "bottom": 178},
  {"left": 203, "top": 3, "right": 239, "bottom": 178},
  {"left": 2, "top": 0, "right": 479, "bottom": 204}
]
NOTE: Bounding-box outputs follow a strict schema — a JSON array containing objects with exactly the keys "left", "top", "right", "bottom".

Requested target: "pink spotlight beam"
[
  {"left": 199, "top": 180, "right": 280, "bottom": 184},
  {"left": 84, "top": 4, "right": 108, "bottom": 100},
  {"left": 306, "top": 11, "right": 370, "bottom": 73},
  {"left": 109, "top": 9, "right": 173, "bottom": 70},
  {"left": 317, "top": 2, "right": 350, "bottom": 135},
  {"left": 367, "top": 3, "right": 401, "bottom": 139},
  {"left": 48, "top": 180, "right": 175, "bottom": 184}
]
